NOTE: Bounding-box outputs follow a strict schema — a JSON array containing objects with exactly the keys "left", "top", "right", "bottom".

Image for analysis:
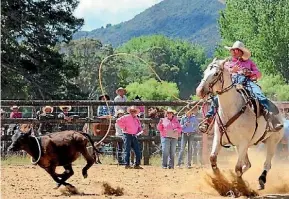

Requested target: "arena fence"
[{"left": 1, "top": 100, "right": 288, "bottom": 165}]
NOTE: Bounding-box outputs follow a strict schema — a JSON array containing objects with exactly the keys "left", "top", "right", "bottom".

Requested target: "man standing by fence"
[{"left": 116, "top": 106, "right": 143, "bottom": 169}]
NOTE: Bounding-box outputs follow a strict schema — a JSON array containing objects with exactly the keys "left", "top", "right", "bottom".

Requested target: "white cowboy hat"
[
  {"left": 42, "top": 106, "right": 54, "bottom": 113},
  {"left": 59, "top": 106, "right": 72, "bottom": 111},
  {"left": 224, "top": 41, "right": 251, "bottom": 60},
  {"left": 10, "top": 105, "right": 20, "bottom": 110},
  {"left": 127, "top": 106, "right": 140, "bottom": 114},
  {"left": 116, "top": 87, "right": 126, "bottom": 94},
  {"left": 116, "top": 109, "right": 125, "bottom": 115},
  {"left": 166, "top": 107, "right": 177, "bottom": 114}
]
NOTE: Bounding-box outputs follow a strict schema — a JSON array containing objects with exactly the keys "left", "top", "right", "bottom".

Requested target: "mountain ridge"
[{"left": 73, "top": 0, "right": 225, "bottom": 55}]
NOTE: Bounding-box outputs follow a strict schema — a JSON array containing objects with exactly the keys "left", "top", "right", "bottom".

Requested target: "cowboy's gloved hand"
[
  {"left": 231, "top": 65, "right": 240, "bottom": 73},
  {"left": 240, "top": 68, "right": 252, "bottom": 77}
]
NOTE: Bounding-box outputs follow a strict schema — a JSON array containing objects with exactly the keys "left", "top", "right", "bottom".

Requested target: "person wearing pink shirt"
[
  {"left": 157, "top": 108, "right": 182, "bottom": 169},
  {"left": 199, "top": 41, "right": 283, "bottom": 133},
  {"left": 116, "top": 106, "right": 143, "bottom": 169},
  {"left": 10, "top": 106, "right": 22, "bottom": 118}
]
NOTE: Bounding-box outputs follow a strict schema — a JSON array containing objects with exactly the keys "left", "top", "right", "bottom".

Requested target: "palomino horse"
[{"left": 196, "top": 58, "right": 284, "bottom": 190}]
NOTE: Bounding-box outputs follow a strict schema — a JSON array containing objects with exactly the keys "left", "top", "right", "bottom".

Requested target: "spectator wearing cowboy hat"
[
  {"left": 10, "top": 106, "right": 22, "bottom": 119},
  {"left": 115, "top": 109, "right": 125, "bottom": 165},
  {"left": 57, "top": 106, "right": 74, "bottom": 131},
  {"left": 114, "top": 87, "right": 127, "bottom": 116},
  {"left": 116, "top": 106, "right": 144, "bottom": 169},
  {"left": 157, "top": 107, "right": 182, "bottom": 169},
  {"left": 37, "top": 106, "right": 56, "bottom": 135},
  {"left": 97, "top": 94, "right": 114, "bottom": 117}
]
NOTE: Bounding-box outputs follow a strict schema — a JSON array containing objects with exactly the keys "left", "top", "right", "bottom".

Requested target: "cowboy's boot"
[
  {"left": 198, "top": 117, "right": 212, "bottom": 133},
  {"left": 264, "top": 110, "right": 283, "bottom": 132}
]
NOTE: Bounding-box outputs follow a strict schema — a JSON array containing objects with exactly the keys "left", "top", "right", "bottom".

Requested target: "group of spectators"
[
  {"left": 1, "top": 86, "right": 203, "bottom": 169},
  {"left": 4, "top": 86, "right": 287, "bottom": 169}
]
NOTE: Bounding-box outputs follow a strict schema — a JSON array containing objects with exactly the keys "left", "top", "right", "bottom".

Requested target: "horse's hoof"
[
  {"left": 212, "top": 167, "right": 220, "bottom": 175},
  {"left": 236, "top": 171, "right": 242, "bottom": 177},
  {"left": 258, "top": 179, "right": 265, "bottom": 190},
  {"left": 54, "top": 183, "right": 61, "bottom": 189},
  {"left": 83, "top": 174, "right": 88, "bottom": 179}
]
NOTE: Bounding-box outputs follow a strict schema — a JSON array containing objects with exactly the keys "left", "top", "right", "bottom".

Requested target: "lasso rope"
[{"left": 96, "top": 52, "right": 203, "bottom": 145}]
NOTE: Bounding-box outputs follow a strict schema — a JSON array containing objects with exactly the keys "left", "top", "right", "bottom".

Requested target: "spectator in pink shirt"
[
  {"left": 10, "top": 106, "right": 22, "bottom": 118},
  {"left": 157, "top": 108, "right": 182, "bottom": 169},
  {"left": 116, "top": 106, "right": 144, "bottom": 169}
]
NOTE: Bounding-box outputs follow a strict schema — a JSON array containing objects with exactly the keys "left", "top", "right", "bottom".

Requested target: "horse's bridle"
[{"left": 202, "top": 63, "right": 234, "bottom": 96}]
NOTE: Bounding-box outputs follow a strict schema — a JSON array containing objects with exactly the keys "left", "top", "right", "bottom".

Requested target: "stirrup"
[
  {"left": 199, "top": 123, "right": 209, "bottom": 133},
  {"left": 264, "top": 111, "right": 283, "bottom": 132}
]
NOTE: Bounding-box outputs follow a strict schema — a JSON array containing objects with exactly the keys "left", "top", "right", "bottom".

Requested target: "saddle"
[{"left": 235, "top": 84, "right": 279, "bottom": 118}]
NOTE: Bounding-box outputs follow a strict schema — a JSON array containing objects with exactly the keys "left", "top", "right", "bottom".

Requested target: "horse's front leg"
[
  {"left": 235, "top": 144, "right": 248, "bottom": 177},
  {"left": 210, "top": 125, "right": 222, "bottom": 171},
  {"left": 45, "top": 166, "right": 71, "bottom": 189}
]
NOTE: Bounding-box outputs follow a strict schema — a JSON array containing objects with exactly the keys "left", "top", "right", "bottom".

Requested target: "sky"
[{"left": 74, "top": 0, "right": 163, "bottom": 31}]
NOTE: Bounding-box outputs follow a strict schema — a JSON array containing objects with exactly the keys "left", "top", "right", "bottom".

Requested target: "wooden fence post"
[
  {"left": 143, "top": 106, "right": 150, "bottom": 165},
  {"left": 88, "top": 105, "right": 94, "bottom": 135}
]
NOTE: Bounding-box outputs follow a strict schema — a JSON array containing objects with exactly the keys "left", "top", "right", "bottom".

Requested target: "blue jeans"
[
  {"left": 233, "top": 75, "right": 269, "bottom": 110},
  {"left": 206, "top": 96, "right": 218, "bottom": 118},
  {"left": 161, "top": 137, "right": 178, "bottom": 168},
  {"left": 177, "top": 133, "right": 196, "bottom": 166},
  {"left": 123, "top": 133, "right": 141, "bottom": 166}
]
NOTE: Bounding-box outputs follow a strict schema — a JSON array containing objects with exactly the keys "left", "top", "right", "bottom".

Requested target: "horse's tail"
[{"left": 80, "top": 132, "right": 102, "bottom": 164}]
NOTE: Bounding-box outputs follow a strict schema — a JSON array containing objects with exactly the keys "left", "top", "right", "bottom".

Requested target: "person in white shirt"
[
  {"left": 115, "top": 109, "right": 125, "bottom": 165},
  {"left": 114, "top": 87, "right": 127, "bottom": 116}
]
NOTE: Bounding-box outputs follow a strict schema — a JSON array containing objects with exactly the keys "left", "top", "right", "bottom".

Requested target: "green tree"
[
  {"left": 1, "top": 0, "right": 83, "bottom": 99},
  {"left": 61, "top": 39, "right": 128, "bottom": 99},
  {"left": 126, "top": 78, "right": 179, "bottom": 100},
  {"left": 118, "top": 35, "right": 207, "bottom": 98},
  {"left": 217, "top": 0, "right": 289, "bottom": 80},
  {"left": 258, "top": 75, "right": 289, "bottom": 101},
  {"left": 215, "top": 0, "right": 289, "bottom": 100}
]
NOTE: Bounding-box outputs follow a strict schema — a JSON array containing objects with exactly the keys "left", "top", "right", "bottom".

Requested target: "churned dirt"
[{"left": 1, "top": 151, "right": 289, "bottom": 199}]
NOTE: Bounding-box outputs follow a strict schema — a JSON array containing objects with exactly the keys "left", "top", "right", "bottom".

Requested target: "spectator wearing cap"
[
  {"left": 10, "top": 106, "right": 22, "bottom": 118},
  {"left": 114, "top": 87, "right": 127, "bottom": 116},
  {"left": 97, "top": 94, "right": 114, "bottom": 117},
  {"left": 37, "top": 106, "right": 56, "bottom": 135},
  {"left": 157, "top": 108, "right": 182, "bottom": 169},
  {"left": 116, "top": 106, "right": 144, "bottom": 169},
  {"left": 115, "top": 109, "right": 125, "bottom": 165}
]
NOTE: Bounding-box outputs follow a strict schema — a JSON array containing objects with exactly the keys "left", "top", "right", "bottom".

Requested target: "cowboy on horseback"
[{"left": 199, "top": 41, "right": 283, "bottom": 133}]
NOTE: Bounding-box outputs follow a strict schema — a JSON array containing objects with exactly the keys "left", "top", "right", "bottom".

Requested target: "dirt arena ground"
[{"left": 1, "top": 152, "right": 289, "bottom": 199}]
